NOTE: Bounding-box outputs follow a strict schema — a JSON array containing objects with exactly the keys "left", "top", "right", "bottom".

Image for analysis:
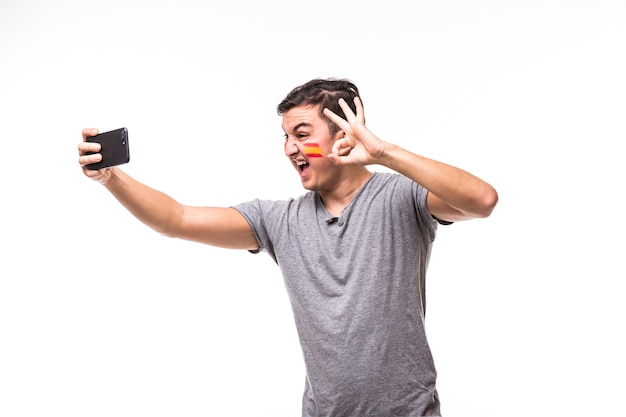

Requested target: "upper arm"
[{"left": 167, "top": 206, "right": 259, "bottom": 250}]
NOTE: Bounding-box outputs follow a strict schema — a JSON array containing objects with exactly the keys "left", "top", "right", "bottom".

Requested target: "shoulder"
[
  {"left": 233, "top": 192, "right": 315, "bottom": 220},
  {"left": 365, "top": 172, "right": 427, "bottom": 199},
  {"left": 363, "top": 171, "right": 438, "bottom": 228}
]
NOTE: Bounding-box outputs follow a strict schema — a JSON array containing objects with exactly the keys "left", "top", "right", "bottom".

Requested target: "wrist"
[
  {"left": 375, "top": 141, "right": 396, "bottom": 167},
  {"left": 96, "top": 167, "right": 116, "bottom": 185}
]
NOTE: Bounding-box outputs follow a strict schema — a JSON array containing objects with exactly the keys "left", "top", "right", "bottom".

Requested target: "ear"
[{"left": 331, "top": 129, "right": 346, "bottom": 142}]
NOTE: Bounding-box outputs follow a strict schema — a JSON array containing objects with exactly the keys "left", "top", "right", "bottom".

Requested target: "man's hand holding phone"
[{"left": 78, "top": 127, "right": 130, "bottom": 184}]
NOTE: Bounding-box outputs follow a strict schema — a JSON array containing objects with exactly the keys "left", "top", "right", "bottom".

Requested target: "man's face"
[{"left": 282, "top": 105, "right": 342, "bottom": 191}]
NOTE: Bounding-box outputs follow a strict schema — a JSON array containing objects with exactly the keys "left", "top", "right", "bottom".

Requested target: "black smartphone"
[{"left": 86, "top": 127, "right": 130, "bottom": 170}]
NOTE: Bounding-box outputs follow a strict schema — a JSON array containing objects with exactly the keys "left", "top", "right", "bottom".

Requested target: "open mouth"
[{"left": 294, "top": 159, "right": 309, "bottom": 176}]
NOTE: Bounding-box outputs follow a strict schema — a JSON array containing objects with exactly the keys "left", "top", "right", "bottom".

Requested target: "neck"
[{"left": 319, "top": 168, "right": 373, "bottom": 217}]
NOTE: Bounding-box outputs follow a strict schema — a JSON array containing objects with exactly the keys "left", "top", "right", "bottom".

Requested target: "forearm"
[
  {"left": 103, "top": 167, "right": 184, "bottom": 235},
  {"left": 378, "top": 143, "right": 498, "bottom": 219}
]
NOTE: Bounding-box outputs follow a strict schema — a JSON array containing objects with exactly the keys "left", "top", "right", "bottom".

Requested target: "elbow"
[
  {"left": 477, "top": 186, "right": 499, "bottom": 218},
  {"left": 150, "top": 217, "right": 184, "bottom": 239},
  {"left": 159, "top": 229, "right": 178, "bottom": 239}
]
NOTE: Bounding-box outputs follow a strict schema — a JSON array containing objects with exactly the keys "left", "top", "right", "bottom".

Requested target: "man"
[{"left": 78, "top": 78, "right": 498, "bottom": 416}]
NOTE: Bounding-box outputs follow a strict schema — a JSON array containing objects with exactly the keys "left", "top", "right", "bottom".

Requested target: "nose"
[{"left": 284, "top": 136, "right": 299, "bottom": 157}]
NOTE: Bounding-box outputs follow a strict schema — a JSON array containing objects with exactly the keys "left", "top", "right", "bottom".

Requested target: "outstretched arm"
[
  {"left": 78, "top": 128, "right": 259, "bottom": 249},
  {"left": 323, "top": 99, "right": 498, "bottom": 222}
]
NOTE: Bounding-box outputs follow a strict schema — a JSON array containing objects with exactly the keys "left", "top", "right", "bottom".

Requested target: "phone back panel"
[{"left": 86, "top": 127, "right": 130, "bottom": 170}]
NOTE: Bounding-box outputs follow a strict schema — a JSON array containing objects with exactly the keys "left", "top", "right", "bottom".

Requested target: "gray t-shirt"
[{"left": 234, "top": 172, "right": 443, "bottom": 416}]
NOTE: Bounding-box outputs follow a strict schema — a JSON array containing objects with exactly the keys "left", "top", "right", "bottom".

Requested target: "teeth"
[{"left": 295, "top": 160, "right": 307, "bottom": 166}]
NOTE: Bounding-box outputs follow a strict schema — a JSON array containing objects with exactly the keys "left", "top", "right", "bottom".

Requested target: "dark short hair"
[{"left": 277, "top": 78, "right": 361, "bottom": 135}]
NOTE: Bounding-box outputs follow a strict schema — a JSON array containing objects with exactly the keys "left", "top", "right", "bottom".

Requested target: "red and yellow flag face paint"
[{"left": 303, "top": 142, "right": 323, "bottom": 158}]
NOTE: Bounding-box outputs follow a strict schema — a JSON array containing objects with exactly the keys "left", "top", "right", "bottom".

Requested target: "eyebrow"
[{"left": 283, "top": 121, "right": 313, "bottom": 134}]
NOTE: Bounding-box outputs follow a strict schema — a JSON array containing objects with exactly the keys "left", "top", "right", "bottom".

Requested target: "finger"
[
  {"left": 82, "top": 127, "right": 99, "bottom": 141},
  {"left": 79, "top": 128, "right": 101, "bottom": 156},
  {"left": 323, "top": 107, "right": 348, "bottom": 129},
  {"left": 353, "top": 97, "right": 364, "bottom": 124},
  {"left": 337, "top": 98, "right": 356, "bottom": 123},
  {"left": 328, "top": 145, "right": 351, "bottom": 166},
  {"left": 78, "top": 141, "right": 101, "bottom": 155},
  {"left": 331, "top": 138, "right": 353, "bottom": 157},
  {"left": 337, "top": 144, "right": 352, "bottom": 157},
  {"left": 78, "top": 152, "right": 102, "bottom": 167}
]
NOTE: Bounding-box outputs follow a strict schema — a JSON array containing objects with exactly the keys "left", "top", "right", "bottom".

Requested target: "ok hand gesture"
[{"left": 323, "top": 97, "right": 387, "bottom": 166}]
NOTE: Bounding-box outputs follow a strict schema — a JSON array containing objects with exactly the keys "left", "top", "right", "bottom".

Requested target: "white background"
[{"left": 1, "top": 1, "right": 625, "bottom": 416}]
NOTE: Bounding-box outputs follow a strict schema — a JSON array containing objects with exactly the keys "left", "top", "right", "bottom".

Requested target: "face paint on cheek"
[{"left": 303, "top": 142, "right": 323, "bottom": 158}]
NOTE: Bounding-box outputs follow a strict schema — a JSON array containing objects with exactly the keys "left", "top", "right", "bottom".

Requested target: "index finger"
[
  {"left": 79, "top": 128, "right": 101, "bottom": 156},
  {"left": 323, "top": 107, "right": 348, "bottom": 130},
  {"left": 82, "top": 128, "right": 99, "bottom": 141}
]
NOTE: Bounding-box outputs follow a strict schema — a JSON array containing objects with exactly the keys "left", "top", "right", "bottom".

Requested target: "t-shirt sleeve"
[
  {"left": 232, "top": 199, "right": 280, "bottom": 262},
  {"left": 411, "top": 181, "right": 444, "bottom": 243}
]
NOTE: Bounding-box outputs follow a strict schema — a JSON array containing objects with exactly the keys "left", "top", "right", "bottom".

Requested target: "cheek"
[{"left": 303, "top": 142, "right": 323, "bottom": 158}]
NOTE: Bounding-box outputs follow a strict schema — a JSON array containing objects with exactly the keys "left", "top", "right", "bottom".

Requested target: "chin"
[{"left": 300, "top": 180, "right": 317, "bottom": 192}]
